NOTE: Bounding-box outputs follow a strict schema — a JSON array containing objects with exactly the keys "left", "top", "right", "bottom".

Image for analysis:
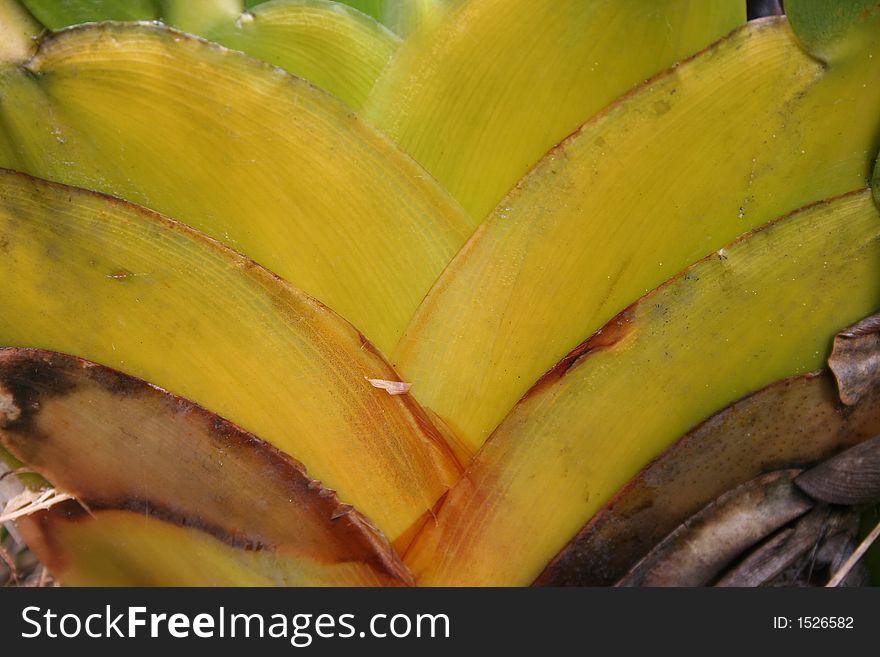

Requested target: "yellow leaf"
[
  {"left": 19, "top": 506, "right": 406, "bottom": 586},
  {"left": 394, "top": 17, "right": 880, "bottom": 455},
  {"left": 0, "top": 170, "right": 461, "bottom": 541},
  {"left": 404, "top": 189, "right": 880, "bottom": 585},
  {"left": 0, "top": 22, "right": 471, "bottom": 354},
  {"left": 165, "top": 0, "right": 402, "bottom": 110},
  {"left": 365, "top": 0, "right": 744, "bottom": 222}
]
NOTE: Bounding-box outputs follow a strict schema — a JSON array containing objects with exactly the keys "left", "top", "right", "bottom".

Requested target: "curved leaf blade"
[
  {"left": 394, "top": 17, "right": 880, "bottom": 454},
  {"left": 365, "top": 0, "right": 744, "bottom": 222},
  {"left": 536, "top": 369, "right": 880, "bottom": 586},
  {"left": 0, "top": 170, "right": 461, "bottom": 541},
  {"left": 0, "top": 22, "right": 471, "bottom": 354},
  {"left": 404, "top": 190, "right": 880, "bottom": 585},
  {"left": 20, "top": 0, "right": 159, "bottom": 28},
  {"left": 0, "top": 348, "right": 412, "bottom": 586},
  {"left": 165, "top": 0, "right": 401, "bottom": 110}
]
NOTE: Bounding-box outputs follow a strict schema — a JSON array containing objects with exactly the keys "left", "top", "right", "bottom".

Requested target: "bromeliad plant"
[{"left": 0, "top": 0, "right": 879, "bottom": 586}]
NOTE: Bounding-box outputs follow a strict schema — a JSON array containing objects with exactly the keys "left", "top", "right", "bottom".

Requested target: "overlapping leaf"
[
  {"left": 0, "top": 349, "right": 412, "bottom": 586},
  {"left": 0, "top": 22, "right": 471, "bottom": 354},
  {"left": 0, "top": 171, "right": 461, "bottom": 541},
  {"left": 394, "top": 13, "right": 880, "bottom": 454},
  {"left": 537, "top": 365, "right": 880, "bottom": 585},
  {"left": 404, "top": 190, "right": 880, "bottom": 585},
  {"left": 365, "top": 0, "right": 744, "bottom": 222}
]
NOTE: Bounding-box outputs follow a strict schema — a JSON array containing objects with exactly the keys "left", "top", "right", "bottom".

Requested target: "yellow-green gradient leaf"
[
  {"left": 0, "top": 170, "right": 461, "bottom": 541},
  {"left": 164, "top": 0, "right": 401, "bottom": 109},
  {"left": 786, "top": 0, "right": 880, "bottom": 63},
  {"left": 20, "top": 0, "right": 159, "bottom": 28},
  {"left": 246, "top": 0, "right": 443, "bottom": 37},
  {"left": 0, "top": 349, "right": 412, "bottom": 586},
  {"left": 364, "top": 0, "right": 744, "bottom": 222},
  {"left": 0, "top": 22, "right": 471, "bottom": 354},
  {"left": 335, "top": 0, "right": 441, "bottom": 37},
  {"left": 394, "top": 17, "right": 880, "bottom": 454},
  {"left": 404, "top": 190, "right": 880, "bottom": 586},
  {"left": 19, "top": 0, "right": 402, "bottom": 111}
]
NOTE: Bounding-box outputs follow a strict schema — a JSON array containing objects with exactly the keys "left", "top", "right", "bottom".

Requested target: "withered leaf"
[
  {"left": 795, "top": 435, "right": 880, "bottom": 506},
  {"left": 536, "top": 370, "right": 880, "bottom": 586},
  {"left": 616, "top": 471, "right": 812, "bottom": 587},
  {"left": 0, "top": 348, "right": 413, "bottom": 586},
  {"left": 715, "top": 506, "right": 858, "bottom": 587},
  {"left": 828, "top": 312, "right": 880, "bottom": 406}
]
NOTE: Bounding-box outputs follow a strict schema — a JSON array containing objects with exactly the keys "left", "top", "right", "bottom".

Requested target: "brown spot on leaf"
[
  {"left": 653, "top": 99, "right": 671, "bottom": 116},
  {"left": 89, "top": 497, "right": 270, "bottom": 551},
  {"left": 85, "top": 363, "right": 144, "bottom": 398},
  {"left": 0, "top": 349, "right": 77, "bottom": 433},
  {"left": 524, "top": 305, "right": 635, "bottom": 400}
]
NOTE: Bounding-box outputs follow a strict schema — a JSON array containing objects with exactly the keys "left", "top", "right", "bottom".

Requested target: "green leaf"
[
  {"left": 21, "top": 0, "right": 160, "bottom": 29},
  {"left": 786, "top": 0, "right": 880, "bottom": 63},
  {"left": 246, "top": 0, "right": 445, "bottom": 36}
]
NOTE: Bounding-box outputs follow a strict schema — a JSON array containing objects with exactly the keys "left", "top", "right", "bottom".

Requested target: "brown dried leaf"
[
  {"left": 616, "top": 471, "right": 812, "bottom": 587},
  {"left": 826, "top": 519, "right": 880, "bottom": 587},
  {"left": 535, "top": 371, "right": 880, "bottom": 586},
  {"left": 795, "top": 435, "right": 880, "bottom": 505},
  {"left": 0, "top": 541, "right": 17, "bottom": 584},
  {"left": 715, "top": 506, "right": 857, "bottom": 587},
  {"left": 828, "top": 312, "right": 880, "bottom": 406},
  {"left": 0, "top": 348, "right": 412, "bottom": 586}
]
